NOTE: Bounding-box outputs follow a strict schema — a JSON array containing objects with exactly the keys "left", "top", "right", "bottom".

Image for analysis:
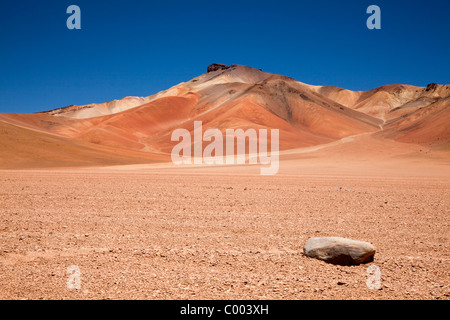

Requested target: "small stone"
[{"left": 303, "top": 237, "right": 376, "bottom": 266}]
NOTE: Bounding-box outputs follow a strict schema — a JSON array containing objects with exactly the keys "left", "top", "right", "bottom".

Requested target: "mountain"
[{"left": 0, "top": 64, "right": 449, "bottom": 168}]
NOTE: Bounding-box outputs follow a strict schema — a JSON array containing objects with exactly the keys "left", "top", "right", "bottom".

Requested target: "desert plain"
[{"left": 1, "top": 144, "right": 449, "bottom": 300}]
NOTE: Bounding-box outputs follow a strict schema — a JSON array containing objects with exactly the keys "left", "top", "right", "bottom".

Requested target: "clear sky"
[{"left": 0, "top": 0, "right": 449, "bottom": 113}]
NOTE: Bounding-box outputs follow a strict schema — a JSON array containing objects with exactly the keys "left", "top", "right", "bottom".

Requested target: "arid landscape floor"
[{"left": 0, "top": 160, "right": 449, "bottom": 300}]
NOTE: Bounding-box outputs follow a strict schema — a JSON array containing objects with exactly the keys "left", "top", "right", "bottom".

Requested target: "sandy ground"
[{"left": 0, "top": 156, "right": 449, "bottom": 300}]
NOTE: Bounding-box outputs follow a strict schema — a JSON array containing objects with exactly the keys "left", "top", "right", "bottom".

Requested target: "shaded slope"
[{"left": 378, "top": 97, "right": 450, "bottom": 146}]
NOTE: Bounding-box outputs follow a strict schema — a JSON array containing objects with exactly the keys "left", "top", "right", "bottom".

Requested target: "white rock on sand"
[{"left": 303, "top": 237, "right": 376, "bottom": 266}]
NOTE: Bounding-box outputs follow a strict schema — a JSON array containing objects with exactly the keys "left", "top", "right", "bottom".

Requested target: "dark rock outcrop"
[
  {"left": 426, "top": 83, "right": 438, "bottom": 91},
  {"left": 207, "top": 63, "right": 230, "bottom": 73}
]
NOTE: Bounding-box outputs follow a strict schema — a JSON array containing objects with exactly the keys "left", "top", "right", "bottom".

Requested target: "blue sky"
[{"left": 0, "top": 0, "right": 449, "bottom": 113}]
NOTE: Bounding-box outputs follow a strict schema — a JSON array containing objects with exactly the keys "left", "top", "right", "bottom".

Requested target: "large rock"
[
  {"left": 303, "top": 237, "right": 375, "bottom": 266},
  {"left": 207, "top": 63, "right": 230, "bottom": 73}
]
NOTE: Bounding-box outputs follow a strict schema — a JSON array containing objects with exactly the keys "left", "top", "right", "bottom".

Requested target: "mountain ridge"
[{"left": 1, "top": 64, "right": 448, "bottom": 168}]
